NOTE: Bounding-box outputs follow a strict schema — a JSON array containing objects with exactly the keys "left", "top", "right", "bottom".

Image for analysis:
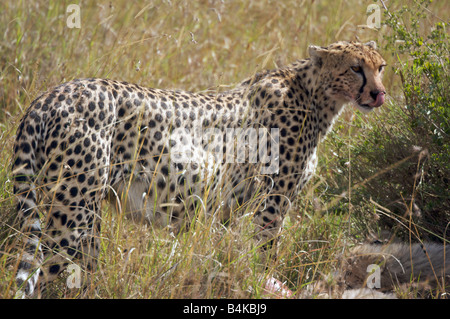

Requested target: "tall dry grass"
[{"left": 0, "top": 0, "right": 448, "bottom": 298}]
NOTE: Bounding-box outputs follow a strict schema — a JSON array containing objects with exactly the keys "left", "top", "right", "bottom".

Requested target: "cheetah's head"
[{"left": 309, "top": 41, "right": 387, "bottom": 113}]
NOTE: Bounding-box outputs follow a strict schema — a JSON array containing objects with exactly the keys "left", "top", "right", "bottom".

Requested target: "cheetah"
[{"left": 12, "top": 41, "right": 386, "bottom": 297}]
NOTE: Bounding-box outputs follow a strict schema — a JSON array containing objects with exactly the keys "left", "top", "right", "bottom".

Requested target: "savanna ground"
[{"left": 0, "top": 0, "right": 448, "bottom": 299}]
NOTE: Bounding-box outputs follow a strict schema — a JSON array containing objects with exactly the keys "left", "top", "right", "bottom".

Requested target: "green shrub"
[{"left": 324, "top": 0, "right": 449, "bottom": 242}]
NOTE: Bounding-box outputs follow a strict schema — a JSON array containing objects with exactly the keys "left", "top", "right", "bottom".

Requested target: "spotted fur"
[{"left": 12, "top": 41, "right": 386, "bottom": 297}]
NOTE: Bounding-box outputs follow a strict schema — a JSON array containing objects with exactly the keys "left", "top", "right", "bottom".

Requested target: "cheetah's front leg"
[{"left": 252, "top": 193, "right": 292, "bottom": 263}]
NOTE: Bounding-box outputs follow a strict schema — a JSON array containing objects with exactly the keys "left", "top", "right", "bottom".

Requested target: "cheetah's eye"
[
  {"left": 379, "top": 64, "right": 386, "bottom": 73},
  {"left": 351, "top": 66, "right": 362, "bottom": 73}
]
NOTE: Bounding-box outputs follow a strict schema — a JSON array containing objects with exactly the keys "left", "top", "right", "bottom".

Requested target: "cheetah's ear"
[
  {"left": 365, "top": 41, "right": 377, "bottom": 50},
  {"left": 308, "top": 45, "right": 328, "bottom": 57},
  {"left": 308, "top": 45, "right": 328, "bottom": 67}
]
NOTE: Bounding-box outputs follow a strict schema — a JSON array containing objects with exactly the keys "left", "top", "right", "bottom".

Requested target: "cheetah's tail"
[{"left": 12, "top": 113, "right": 44, "bottom": 298}]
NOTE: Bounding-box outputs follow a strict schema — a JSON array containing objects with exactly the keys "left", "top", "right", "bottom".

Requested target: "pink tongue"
[{"left": 370, "top": 92, "right": 385, "bottom": 107}]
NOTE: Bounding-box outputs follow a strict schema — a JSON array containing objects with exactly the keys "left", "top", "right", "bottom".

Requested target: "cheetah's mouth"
[
  {"left": 355, "top": 92, "right": 385, "bottom": 113},
  {"left": 356, "top": 103, "right": 375, "bottom": 113}
]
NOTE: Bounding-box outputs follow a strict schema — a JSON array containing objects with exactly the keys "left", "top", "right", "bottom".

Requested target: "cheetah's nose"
[{"left": 369, "top": 91, "right": 385, "bottom": 108}]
